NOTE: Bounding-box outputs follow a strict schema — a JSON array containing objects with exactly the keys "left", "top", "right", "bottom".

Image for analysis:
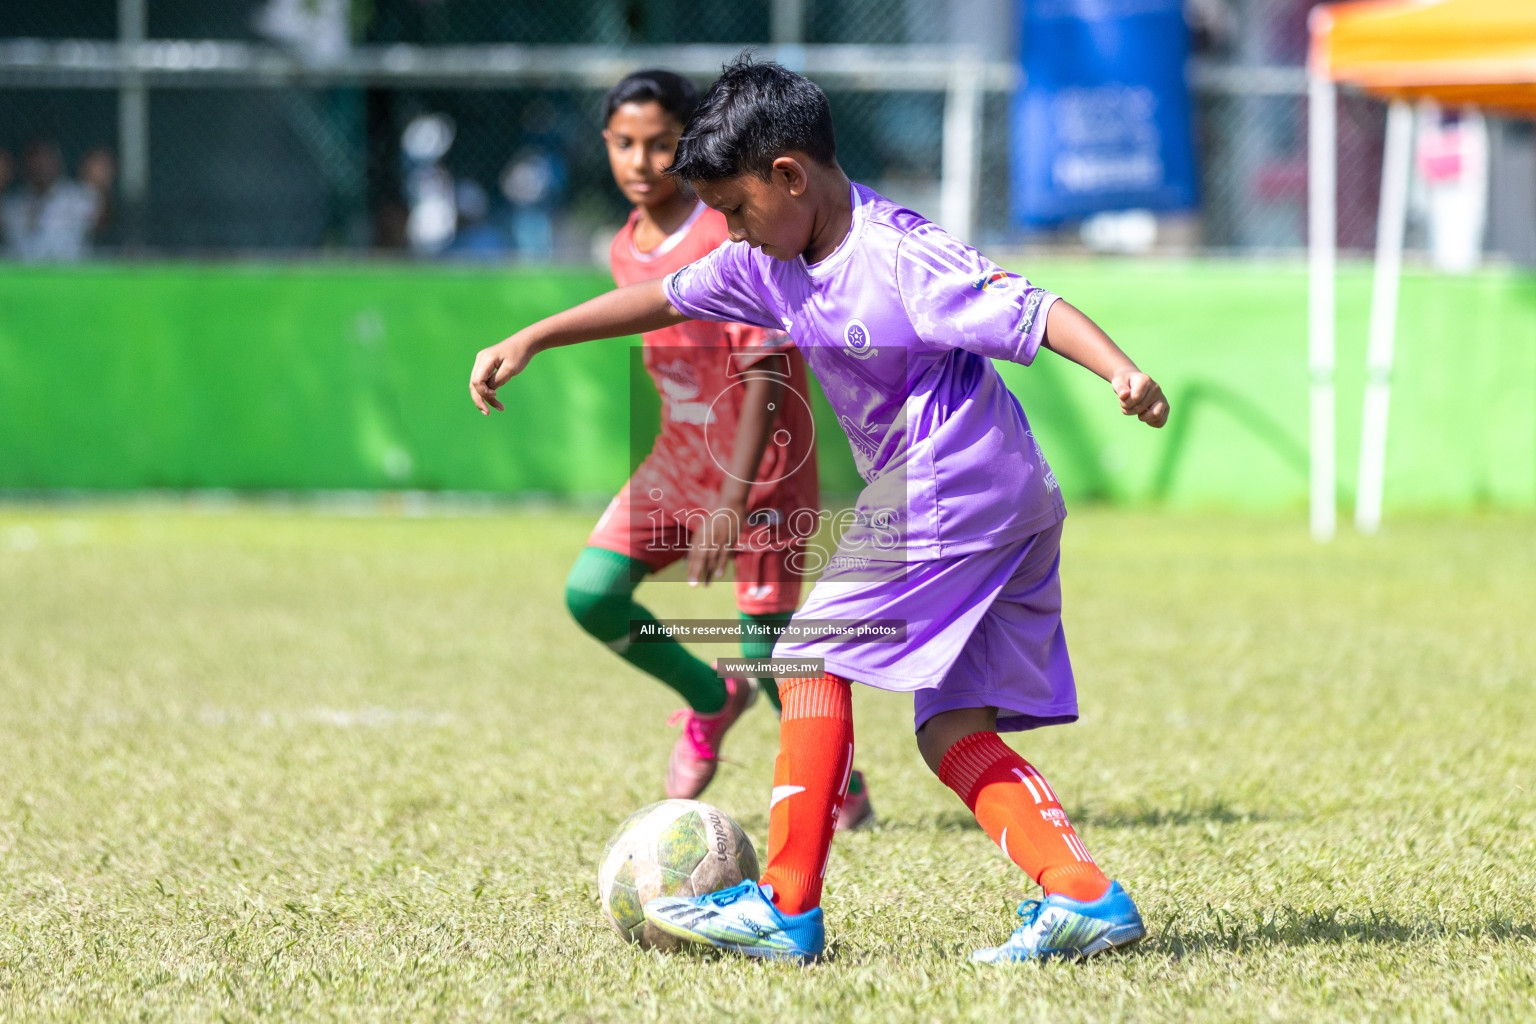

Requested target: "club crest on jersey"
[
  {"left": 973, "top": 271, "right": 1011, "bottom": 292},
  {"left": 842, "top": 318, "right": 874, "bottom": 359}
]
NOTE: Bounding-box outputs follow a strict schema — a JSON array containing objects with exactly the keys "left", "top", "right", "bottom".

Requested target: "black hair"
[
  {"left": 602, "top": 69, "right": 699, "bottom": 128},
  {"left": 668, "top": 53, "right": 836, "bottom": 182}
]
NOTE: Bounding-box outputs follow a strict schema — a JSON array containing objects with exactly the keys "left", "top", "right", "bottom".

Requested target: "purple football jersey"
[{"left": 665, "top": 182, "right": 1064, "bottom": 560}]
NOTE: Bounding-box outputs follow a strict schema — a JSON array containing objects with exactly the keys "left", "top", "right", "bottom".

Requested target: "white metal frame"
[
  {"left": 1355, "top": 99, "right": 1415, "bottom": 535},
  {"left": 116, "top": 0, "right": 148, "bottom": 228},
  {"left": 1307, "top": 72, "right": 1338, "bottom": 542},
  {"left": 1309, "top": 67, "right": 1424, "bottom": 541}
]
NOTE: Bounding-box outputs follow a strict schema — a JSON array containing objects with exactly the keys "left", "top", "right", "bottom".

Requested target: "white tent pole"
[
  {"left": 1308, "top": 72, "right": 1338, "bottom": 542},
  {"left": 1356, "top": 99, "right": 1414, "bottom": 534}
]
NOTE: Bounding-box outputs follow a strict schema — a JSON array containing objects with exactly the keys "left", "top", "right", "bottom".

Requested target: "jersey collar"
[
  {"left": 798, "top": 181, "right": 864, "bottom": 281},
  {"left": 628, "top": 199, "right": 708, "bottom": 263}
]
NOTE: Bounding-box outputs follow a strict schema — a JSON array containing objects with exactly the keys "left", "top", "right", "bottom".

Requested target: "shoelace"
[
  {"left": 666, "top": 708, "right": 719, "bottom": 759},
  {"left": 1015, "top": 899, "right": 1045, "bottom": 928},
  {"left": 697, "top": 881, "right": 759, "bottom": 908}
]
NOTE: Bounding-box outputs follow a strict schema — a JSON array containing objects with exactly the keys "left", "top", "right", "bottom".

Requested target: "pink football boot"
[
  {"left": 665, "top": 677, "right": 758, "bottom": 799},
  {"left": 836, "top": 770, "right": 875, "bottom": 831}
]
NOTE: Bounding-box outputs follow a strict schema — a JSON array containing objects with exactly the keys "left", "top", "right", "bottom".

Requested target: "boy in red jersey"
[{"left": 567, "top": 70, "right": 870, "bottom": 820}]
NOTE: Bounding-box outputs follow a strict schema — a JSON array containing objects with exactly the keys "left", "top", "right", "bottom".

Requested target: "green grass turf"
[{"left": 0, "top": 503, "right": 1532, "bottom": 1022}]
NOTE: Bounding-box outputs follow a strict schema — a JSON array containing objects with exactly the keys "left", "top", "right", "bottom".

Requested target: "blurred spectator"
[
  {"left": 373, "top": 199, "right": 409, "bottom": 250},
  {"left": 502, "top": 148, "right": 564, "bottom": 260},
  {"left": 1, "top": 140, "right": 114, "bottom": 262},
  {"left": 446, "top": 179, "right": 510, "bottom": 260},
  {"left": 79, "top": 147, "right": 116, "bottom": 197},
  {"left": 254, "top": 0, "right": 351, "bottom": 63},
  {"left": 400, "top": 113, "right": 458, "bottom": 256},
  {"left": 1186, "top": 0, "right": 1237, "bottom": 55}
]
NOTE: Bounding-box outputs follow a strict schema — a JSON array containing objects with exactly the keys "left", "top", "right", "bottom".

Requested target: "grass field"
[{"left": 1, "top": 502, "right": 1532, "bottom": 1022}]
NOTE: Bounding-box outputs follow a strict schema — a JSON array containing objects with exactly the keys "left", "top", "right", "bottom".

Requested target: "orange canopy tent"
[
  {"left": 1303, "top": 0, "right": 1536, "bottom": 540},
  {"left": 1312, "top": 0, "right": 1536, "bottom": 115}
]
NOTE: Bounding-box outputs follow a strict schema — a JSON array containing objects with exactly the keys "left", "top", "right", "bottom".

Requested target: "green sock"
[
  {"left": 565, "top": 546, "right": 728, "bottom": 714},
  {"left": 738, "top": 610, "right": 794, "bottom": 713}
]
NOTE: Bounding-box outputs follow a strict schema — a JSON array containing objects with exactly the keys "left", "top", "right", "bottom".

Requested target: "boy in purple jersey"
[{"left": 468, "top": 55, "right": 1169, "bottom": 964}]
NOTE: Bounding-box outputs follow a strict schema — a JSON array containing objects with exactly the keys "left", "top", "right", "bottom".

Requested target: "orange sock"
[
  {"left": 757, "top": 674, "right": 854, "bottom": 915},
  {"left": 937, "top": 731, "right": 1110, "bottom": 903}
]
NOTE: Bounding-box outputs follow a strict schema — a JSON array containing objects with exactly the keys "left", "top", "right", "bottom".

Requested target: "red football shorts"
[{"left": 587, "top": 486, "right": 806, "bottom": 616}]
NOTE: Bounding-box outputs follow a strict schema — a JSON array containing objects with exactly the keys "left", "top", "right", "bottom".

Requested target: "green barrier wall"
[{"left": 1, "top": 261, "right": 1532, "bottom": 510}]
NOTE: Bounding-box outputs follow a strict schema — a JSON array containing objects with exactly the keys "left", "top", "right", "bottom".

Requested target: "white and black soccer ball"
[{"left": 598, "top": 799, "right": 760, "bottom": 951}]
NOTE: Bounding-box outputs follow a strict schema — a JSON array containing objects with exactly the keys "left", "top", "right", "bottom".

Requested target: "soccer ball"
[{"left": 598, "top": 799, "right": 760, "bottom": 951}]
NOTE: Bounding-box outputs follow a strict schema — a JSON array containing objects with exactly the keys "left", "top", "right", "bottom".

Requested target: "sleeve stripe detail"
[
  {"left": 904, "top": 226, "right": 972, "bottom": 273},
  {"left": 898, "top": 246, "right": 953, "bottom": 280}
]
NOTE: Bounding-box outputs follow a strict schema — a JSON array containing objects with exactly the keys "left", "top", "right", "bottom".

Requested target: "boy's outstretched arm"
[
  {"left": 1041, "top": 300, "right": 1170, "bottom": 428},
  {"left": 468, "top": 278, "right": 687, "bottom": 414}
]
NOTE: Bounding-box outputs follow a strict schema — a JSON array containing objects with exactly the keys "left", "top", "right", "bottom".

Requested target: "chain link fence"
[
  {"left": 0, "top": 0, "right": 1447, "bottom": 261},
  {"left": 1194, "top": 87, "right": 1386, "bottom": 252}
]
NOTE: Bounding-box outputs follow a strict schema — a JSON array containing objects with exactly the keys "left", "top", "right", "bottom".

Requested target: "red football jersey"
[{"left": 609, "top": 202, "right": 819, "bottom": 524}]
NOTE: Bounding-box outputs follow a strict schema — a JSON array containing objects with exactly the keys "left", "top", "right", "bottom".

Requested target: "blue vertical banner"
[{"left": 1013, "top": 0, "right": 1198, "bottom": 226}]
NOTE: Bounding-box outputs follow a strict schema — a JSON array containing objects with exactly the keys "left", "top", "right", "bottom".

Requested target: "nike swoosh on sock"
[{"left": 771, "top": 785, "right": 806, "bottom": 808}]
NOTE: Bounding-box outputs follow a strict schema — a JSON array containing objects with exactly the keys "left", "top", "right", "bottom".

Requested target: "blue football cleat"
[
  {"left": 972, "top": 881, "right": 1146, "bottom": 964},
  {"left": 644, "top": 881, "right": 825, "bottom": 963}
]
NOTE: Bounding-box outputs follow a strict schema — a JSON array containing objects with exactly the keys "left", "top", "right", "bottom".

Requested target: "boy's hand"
[
  {"left": 469, "top": 281, "right": 687, "bottom": 415},
  {"left": 687, "top": 508, "right": 741, "bottom": 588},
  {"left": 468, "top": 335, "right": 535, "bottom": 415},
  {"left": 1111, "top": 369, "right": 1169, "bottom": 428},
  {"left": 1041, "top": 302, "right": 1169, "bottom": 428}
]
